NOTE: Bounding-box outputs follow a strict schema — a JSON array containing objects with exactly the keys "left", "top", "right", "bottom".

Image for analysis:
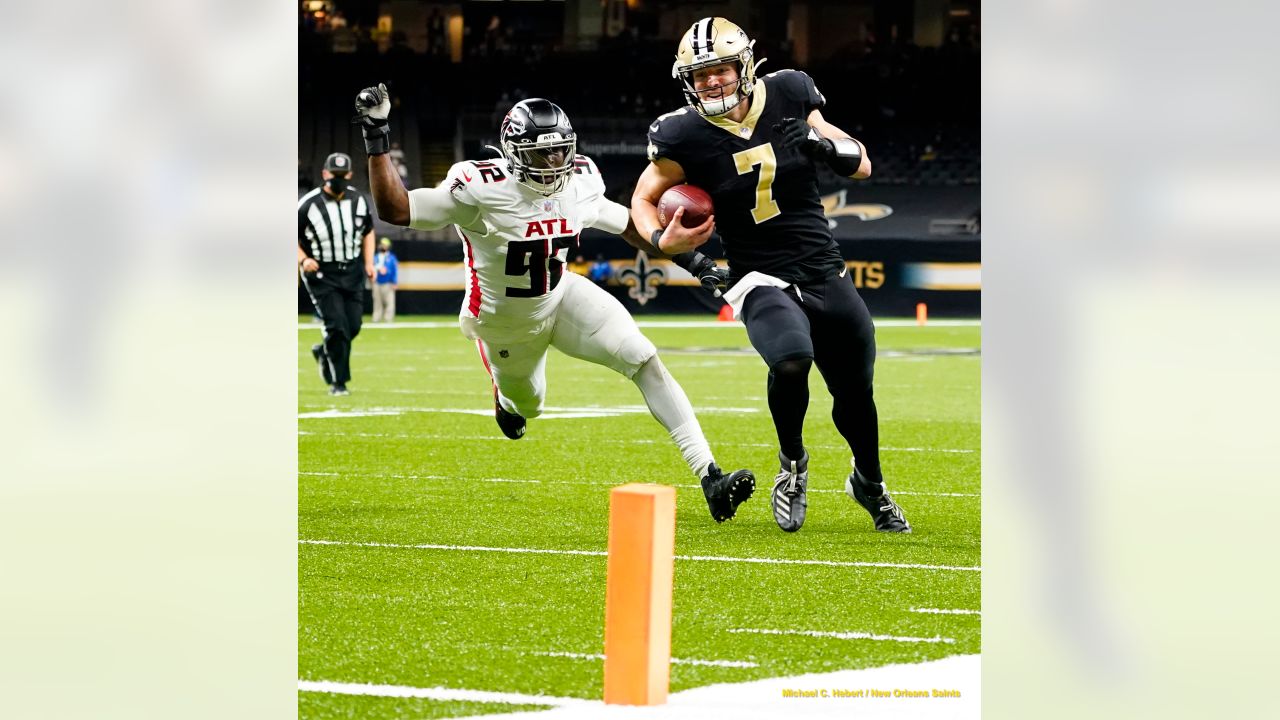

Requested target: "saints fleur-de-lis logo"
[
  {"left": 820, "top": 189, "right": 893, "bottom": 230},
  {"left": 617, "top": 251, "right": 667, "bottom": 306}
]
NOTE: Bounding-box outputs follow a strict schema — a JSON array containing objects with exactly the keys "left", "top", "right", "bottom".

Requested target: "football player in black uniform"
[{"left": 631, "top": 17, "right": 911, "bottom": 534}]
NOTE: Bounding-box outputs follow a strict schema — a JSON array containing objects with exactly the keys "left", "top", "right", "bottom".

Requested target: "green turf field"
[{"left": 299, "top": 315, "right": 980, "bottom": 719}]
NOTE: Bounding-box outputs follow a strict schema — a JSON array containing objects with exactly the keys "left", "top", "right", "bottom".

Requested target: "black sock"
[
  {"left": 832, "top": 387, "right": 884, "bottom": 486},
  {"left": 853, "top": 467, "right": 884, "bottom": 497},
  {"left": 768, "top": 358, "right": 812, "bottom": 462}
]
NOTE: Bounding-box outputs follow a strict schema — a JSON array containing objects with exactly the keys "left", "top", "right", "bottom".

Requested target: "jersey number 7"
[
  {"left": 733, "top": 144, "right": 782, "bottom": 224},
  {"left": 505, "top": 235, "right": 579, "bottom": 297}
]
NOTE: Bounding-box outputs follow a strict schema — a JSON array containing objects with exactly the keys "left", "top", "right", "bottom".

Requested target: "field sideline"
[{"left": 299, "top": 315, "right": 980, "bottom": 719}]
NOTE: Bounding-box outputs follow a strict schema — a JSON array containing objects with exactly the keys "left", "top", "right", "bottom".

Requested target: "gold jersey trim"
[{"left": 699, "top": 77, "right": 769, "bottom": 140}]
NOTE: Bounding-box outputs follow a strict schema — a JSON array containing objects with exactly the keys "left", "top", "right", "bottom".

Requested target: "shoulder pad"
[
  {"left": 572, "top": 154, "right": 599, "bottom": 176},
  {"left": 648, "top": 107, "right": 693, "bottom": 135},
  {"left": 467, "top": 159, "right": 511, "bottom": 185},
  {"left": 764, "top": 69, "right": 824, "bottom": 109}
]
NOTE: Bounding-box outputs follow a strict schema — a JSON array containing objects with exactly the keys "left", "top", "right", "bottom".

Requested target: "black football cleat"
[
  {"left": 494, "top": 388, "right": 526, "bottom": 440},
  {"left": 771, "top": 451, "right": 809, "bottom": 532},
  {"left": 329, "top": 384, "right": 350, "bottom": 396},
  {"left": 312, "top": 344, "right": 332, "bottom": 385},
  {"left": 701, "top": 463, "right": 755, "bottom": 522},
  {"left": 845, "top": 468, "right": 912, "bottom": 533}
]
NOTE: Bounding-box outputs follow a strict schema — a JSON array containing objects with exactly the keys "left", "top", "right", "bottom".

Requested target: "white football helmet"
[{"left": 672, "top": 17, "right": 765, "bottom": 116}]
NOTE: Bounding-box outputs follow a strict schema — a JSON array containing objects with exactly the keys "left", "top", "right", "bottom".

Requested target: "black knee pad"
[
  {"left": 770, "top": 357, "right": 813, "bottom": 382},
  {"left": 743, "top": 286, "right": 817, "bottom": 367}
]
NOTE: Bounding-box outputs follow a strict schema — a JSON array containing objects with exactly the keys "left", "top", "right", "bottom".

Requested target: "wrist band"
[
  {"left": 649, "top": 228, "right": 665, "bottom": 254},
  {"left": 827, "top": 138, "right": 863, "bottom": 176},
  {"left": 362, "top": 124, "right": 391, "bottom": 156}
]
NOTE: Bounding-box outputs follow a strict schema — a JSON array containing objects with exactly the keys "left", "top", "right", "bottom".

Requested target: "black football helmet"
[{"left": 499, "top": 99, "right": 577, "bottom": 195}]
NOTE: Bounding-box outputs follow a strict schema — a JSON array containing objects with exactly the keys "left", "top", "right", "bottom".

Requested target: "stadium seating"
[{"left": 299, "top": 24, "right": 979, "bottom": 239}]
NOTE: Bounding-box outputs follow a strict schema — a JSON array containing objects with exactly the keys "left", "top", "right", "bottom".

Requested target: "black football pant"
[
  {"left": 740, "top": 270, "right": 882, "bottom": 483},
  {"left": 302, "top": 264, "right": 364, "bottom": 386}
]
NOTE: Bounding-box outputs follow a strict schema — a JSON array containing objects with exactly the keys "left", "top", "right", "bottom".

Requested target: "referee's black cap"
[{"left": 324, "top": 152, "right": 353, "bottom": 174}]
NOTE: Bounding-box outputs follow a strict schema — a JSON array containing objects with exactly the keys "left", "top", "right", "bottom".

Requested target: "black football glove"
[
  {"left": 353, "top": 83, "right": 392, "bottom": 155},
  {"left": 774, "top": 117, "right": 831, "bottom": 159},
  {"left": 774, "top": 117, "right": 864, "bottom": 175},
  {"left": 673, "top": 250, "right": 729, "bottom": 298},
  {"left": 698, "top": 264, "right": 729, "bottom": 297}
]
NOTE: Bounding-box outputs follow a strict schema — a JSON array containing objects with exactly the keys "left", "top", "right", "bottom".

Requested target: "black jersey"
[{"left": 647, "top": 69, "right": 842, "bottom": 285}]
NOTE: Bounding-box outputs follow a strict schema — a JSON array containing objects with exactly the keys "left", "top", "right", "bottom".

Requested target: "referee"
[{"left": 298, "top": 152, "right": 376, "bottom": 396}]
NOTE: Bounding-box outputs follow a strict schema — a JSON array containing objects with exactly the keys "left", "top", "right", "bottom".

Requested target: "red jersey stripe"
[{"left": 461, "top": 232, "right": 482, "bottom": 317}]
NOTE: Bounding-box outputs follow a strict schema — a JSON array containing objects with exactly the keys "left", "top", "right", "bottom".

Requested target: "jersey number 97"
[{"left": 505, "top": 236, "right": 579, "bottom": 297}]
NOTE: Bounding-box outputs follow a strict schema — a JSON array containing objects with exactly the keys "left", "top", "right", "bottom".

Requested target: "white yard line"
[
  {"left": 297, "top": 409, "right": 403, "bottom": 419},
  {"left": 300, "top": 320, "right": 980, "bottom": 330},
  {"left": 297, "top": 679, "right": 586, "bottom": 706},
  {"left": 297, "top": 429, "right": 976, "bottom": 455},
  {"left": 530, "top": 651, "right": 757, "bottom": 669},
  {"left": 729, "top": 628, "right": 956, "bottom": 645},
  {"left": 890, "top": 491, "right": 980, "bottom": 497},
  {"left": 675, "top": 554, "right": 978, "bottom": 572},
  {"left": 909, "top": 608, "right": 981, "bottom": 616},
  {"left": 297, "top": 470, "right": 978, "bottom": 498},
  {"left": 299, "top": 539, "right": 980, "bottom": 572},
  {"left": 300, "top": 430, "right": 661, "bottom": 443},
  {"left": 301, "top": 538, "right": 607, "bottom": 558},
  {"left": 298, "top": 405, "right": 759, "bottom": 419}
]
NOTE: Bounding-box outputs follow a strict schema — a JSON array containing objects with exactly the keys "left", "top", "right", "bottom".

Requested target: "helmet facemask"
[
  {"left": 677, "top": 51, "right": 755, "bottom": 116},
  {"left": 504, "top": 133, "right": 576, "bottom": 195}
]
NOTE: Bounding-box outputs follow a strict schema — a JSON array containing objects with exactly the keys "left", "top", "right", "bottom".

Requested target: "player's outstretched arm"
[
  {"left": 368, "top": 153, "right": 410, "bottom": 225},
  {"left": 618, "top": 216, "right": 667, "bottom": 257},
  {"left": 354, "top": 83, "right": 411, "bottom": 225}
]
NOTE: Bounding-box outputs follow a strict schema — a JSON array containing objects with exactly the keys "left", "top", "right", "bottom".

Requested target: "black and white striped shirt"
[{"left": 298, "top": 186, "right": 375, "bottom": 263}]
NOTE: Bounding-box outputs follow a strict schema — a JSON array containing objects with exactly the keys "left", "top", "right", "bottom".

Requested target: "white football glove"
[
  {"left": 353, "top": 83, "right": 392, "bottom": 155},
  {"left": 355, "top": 83, "right": 391, "bottom": 121}
]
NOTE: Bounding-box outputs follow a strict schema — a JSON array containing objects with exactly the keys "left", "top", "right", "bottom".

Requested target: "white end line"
[{"left": 297, "top": 679, "right": 588, "bottom": 706}]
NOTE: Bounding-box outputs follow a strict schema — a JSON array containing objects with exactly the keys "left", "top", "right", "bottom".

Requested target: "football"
[{"left": 657, "top": 184, "right": 714, "bottom": 229}]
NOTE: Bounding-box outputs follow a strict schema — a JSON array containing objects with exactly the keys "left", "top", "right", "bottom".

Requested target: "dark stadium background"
[{"left": 299, "top": 0, "right": 980, "bottom": 316}]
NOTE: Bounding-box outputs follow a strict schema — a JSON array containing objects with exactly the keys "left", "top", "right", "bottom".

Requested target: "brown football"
[{"left": 657, "top": 184, "right": 714, "bottom": 229}]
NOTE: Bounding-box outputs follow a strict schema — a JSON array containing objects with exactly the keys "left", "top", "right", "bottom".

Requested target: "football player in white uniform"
[{"left": 353, "top": 85, "right": 755, "bottom": 522}]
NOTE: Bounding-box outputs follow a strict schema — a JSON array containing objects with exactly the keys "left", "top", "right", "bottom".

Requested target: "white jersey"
[{"left": 407, "top": 155, "right": 629, "bottom": 337}]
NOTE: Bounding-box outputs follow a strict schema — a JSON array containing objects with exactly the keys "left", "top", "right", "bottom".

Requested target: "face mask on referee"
[{"left": 324, "top": 172, "right": 349, "bottom": 196}]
